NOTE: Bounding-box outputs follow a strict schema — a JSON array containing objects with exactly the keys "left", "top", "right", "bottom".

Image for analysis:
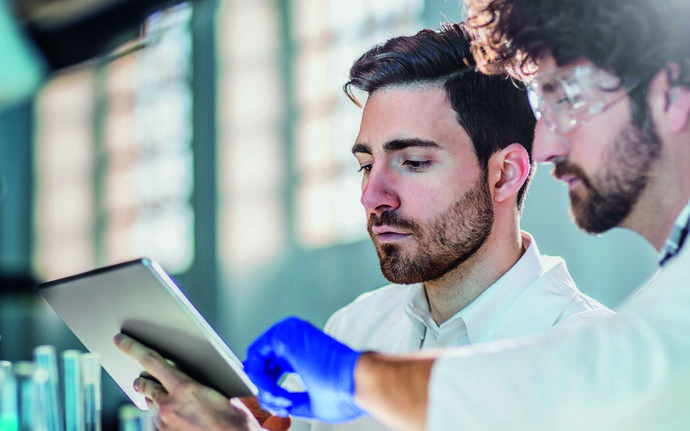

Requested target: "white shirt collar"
[{"left": 404, "top": 232, "right": 550, "bottom": 344}]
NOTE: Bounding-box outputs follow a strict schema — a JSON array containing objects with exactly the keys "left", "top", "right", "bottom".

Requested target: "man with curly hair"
[{"left": 117, "top": 0, "right": 690, "bottom": 429}]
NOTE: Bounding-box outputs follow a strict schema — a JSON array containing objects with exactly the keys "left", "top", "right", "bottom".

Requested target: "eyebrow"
[{"left": 351, "top": 138, "right": 441, "bottom": 155}]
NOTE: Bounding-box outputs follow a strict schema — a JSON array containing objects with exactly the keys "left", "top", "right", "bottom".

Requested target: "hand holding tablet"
[{"left": 113, "top": 333, "right": 290, "bottom": 431}]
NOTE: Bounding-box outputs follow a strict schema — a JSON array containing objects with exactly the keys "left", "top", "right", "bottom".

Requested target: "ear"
[
  {"left": 649, "top": 62, "right": 690, "bottom": 133},
  {"left": 488, "top": 143, "right": 531, "bottom": 204},
  {"left": 667, "top": 86, "right": 690, "bottom": 133}
]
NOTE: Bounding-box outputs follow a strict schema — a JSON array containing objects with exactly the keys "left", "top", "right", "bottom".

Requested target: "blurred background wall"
[{"left": 0, "top": 0, "right": 658, "bottom": 428}]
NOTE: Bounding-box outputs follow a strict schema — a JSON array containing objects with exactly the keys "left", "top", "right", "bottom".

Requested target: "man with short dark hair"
[{"left": 313, "top": 23, "right": 611, "bottom": 431}]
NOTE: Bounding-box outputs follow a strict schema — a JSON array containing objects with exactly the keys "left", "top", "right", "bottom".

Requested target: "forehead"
[{"left": 356, "top": 85, "right": 472, "bottom": 152}]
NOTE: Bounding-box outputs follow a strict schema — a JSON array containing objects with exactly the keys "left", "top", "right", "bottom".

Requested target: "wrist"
[
  {"left": 352, "top": 351, "right": 382, "bottom": 408},
  {"left": 352, "top": 352, "right": 435, "bottom": 431}
]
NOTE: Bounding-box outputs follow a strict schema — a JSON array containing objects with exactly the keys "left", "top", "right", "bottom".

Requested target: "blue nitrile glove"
[{"left": 243, "top": 316, "right": 365, "bottom": 423}]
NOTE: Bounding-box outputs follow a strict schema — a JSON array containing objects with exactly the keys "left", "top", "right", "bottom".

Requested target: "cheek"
[
  {"left": 569, "top": 103, "right": 632, "bottom": 170},
  {"left": 400, "top": 180, "right": 459, "bottom": 217},
  {"left": 566, "top": 129, "right": 607, "bottom": 176}
]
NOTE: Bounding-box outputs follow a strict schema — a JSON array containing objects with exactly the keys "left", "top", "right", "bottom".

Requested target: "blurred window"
[
  {"left": 216, "top": 1, "right": 285, "bottom": 270},
  {"left": 33, "top": 4, "right": 194, "bottom": 279}
]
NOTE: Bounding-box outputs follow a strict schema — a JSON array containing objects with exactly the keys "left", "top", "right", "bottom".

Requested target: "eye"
[
  {"left": 357, "top": 164, "right": 372, "bottom": 174},
  {"left": 402, "top": 160, "right": 431, "bottom": 171}
]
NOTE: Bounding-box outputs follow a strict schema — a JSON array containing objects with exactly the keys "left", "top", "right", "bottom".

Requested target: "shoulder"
[
  {"left": 510, "top": 254, "right": 615, "bottom": 328},
  {"left": 624, "top": 241, "right": 690, "bottom": 304},
  {"left": 534, "top": 256, "right": 616, "bottom": 322}
]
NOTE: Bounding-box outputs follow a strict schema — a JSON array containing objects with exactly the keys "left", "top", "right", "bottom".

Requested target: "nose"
[
  {"left": 532, "top": 119, "right": 571, "bottom": 164},
  {"left": 361, "top": 165, "right": 400, "bottom": 217}
]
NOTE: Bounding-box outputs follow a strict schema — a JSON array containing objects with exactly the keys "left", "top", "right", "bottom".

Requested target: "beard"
[
  {"left": 554, "top": 120, "right": 661, "bottom": 234},
  {"left": 368, "top": 173, "right": 494, "bottom": 284}
]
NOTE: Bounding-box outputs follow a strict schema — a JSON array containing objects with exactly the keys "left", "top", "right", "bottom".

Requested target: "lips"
[
  {"left": 376, "top": 233, "right": 412, "bottom": 242},
  {"left": 371, "top": 225, "right": 408, "bottom": 235},
  {"left": 553, "top": 161, "right": 591, "bottom": 190},
  {"left": 371, "top": 225, "right": 412, "bottom": 242}
]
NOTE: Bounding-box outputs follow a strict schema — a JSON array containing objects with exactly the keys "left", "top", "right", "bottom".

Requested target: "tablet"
[{"left": 37, "top": 258, "right": 257, "bottom": 410}]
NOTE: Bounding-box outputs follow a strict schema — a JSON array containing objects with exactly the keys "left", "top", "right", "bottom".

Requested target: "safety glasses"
[{"left": 527, "top": 65, "right": 639, "bottom": 134}]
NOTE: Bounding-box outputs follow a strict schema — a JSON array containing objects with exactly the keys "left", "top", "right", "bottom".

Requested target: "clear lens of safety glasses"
[{"left": 527, "top": 66, "right": 637, "bottom": 134}]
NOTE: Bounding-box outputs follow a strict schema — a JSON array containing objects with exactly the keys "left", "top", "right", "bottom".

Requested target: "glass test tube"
[
  {"left": 81, "top": 353, "right": 102, "bottom": 431},
  {"left": 62, "top": 350, "right": 84, "bottom": 431},
  {"left": 0, "top": 360, "right": 18, "bottom": 431},
  {"left": 33, "top": 365, "right": 51, "bottom": 431},
  {"left": 13, "top": 361, "right": 38, "bottom": 431},
  {"left": 34, "top": 345, "right": 64, "bottom": 431}
]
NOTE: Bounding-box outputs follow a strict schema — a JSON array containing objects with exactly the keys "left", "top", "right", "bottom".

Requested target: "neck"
[
  {"left": 422, "top": 212, "right": 524, "bottom": 325},
  {"left": 623, "top": 139, "right": 690, "bottom": 251},
  {"left": 633, "top": 195, "right": 690, "bottom": 251}
]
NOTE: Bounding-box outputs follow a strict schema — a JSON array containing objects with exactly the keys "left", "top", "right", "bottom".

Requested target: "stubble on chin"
[{"left": 371, "top": 177, "right": 494, "bottom": 284}]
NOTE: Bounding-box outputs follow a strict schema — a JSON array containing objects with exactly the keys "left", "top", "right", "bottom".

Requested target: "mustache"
[
  {"left": 553, "top": 161, "right": 593, "bottom": 190},
  {"left": 368, "top": 211, "right": 417, "bottom": 232}
]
